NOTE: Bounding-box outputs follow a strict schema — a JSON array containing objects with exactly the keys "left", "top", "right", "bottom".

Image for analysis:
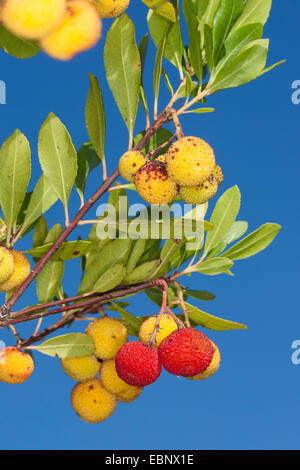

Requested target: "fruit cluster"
[
  {"left": 0, "top": 314, "right": 220, "bottom": 423},
  {"left": 0, "top": 0, "right": 130, "bottom": 60},
  {"left": 118, "top": 136, "right": 224, "bottom": 205},
  {"left": 69, "top": 314, "right": 220, "bottom": 423},
  {"left": 67, "top": 317, "right": 142, "bottom": 423},
  {"left": 0, "top": 248, "right": 30, "bottom": 292}
]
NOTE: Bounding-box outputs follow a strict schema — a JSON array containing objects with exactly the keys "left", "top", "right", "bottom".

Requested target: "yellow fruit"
[
  {"left": 118, "top": 151, "right": 147, "bottom": 183},
  {"left": 188, "top": 341, "right": 220, "bottom": 380},
  {"left": 139, "top": 314, "right": 177, "bottom": 348},
  {"left": 92, "top": 0, "right": 130, "bottom": 18},
  {"left": 61, "top": 355, "right": 100, "bottom": 382},
  {"left": 155, "top": 155, "right": 166, "bottom": 163},
  {"left": 0, "top": 250, "right": 30, "bottom": 292},
  {"left": 100, "top": 359, "right": 142, "bottom": 402},
  {"left": 71, "top": 378, "right": 117, "bottom": 423},
  {"left": 41, "top": 0, "right": 101, "bottom": 60},
  {"left": 213, "top": 164, "right": 224, "bottom": 186},
  {"left": 179, "top": 176, "right": 219, "bottom": 205},
  {"left": 134, "top": 161, "right": 179, "bottom": 205},
  {"left": 117, "top": 385, "right": 142, "bottom": 403},
  {"left": 86, "top": 317, "right": 128, "bottom": 360},
  {"left": 0, "top": 247, "right": 14, "bottom": 284},
  {"left": 0, "top": 347, "right": 34, "bottom": 384},
  {"left": 2, "top": 0, "right": 67, "bottom": 40},
  {"left": 165, "top": 136, "right": 215, "bottom": 186}
]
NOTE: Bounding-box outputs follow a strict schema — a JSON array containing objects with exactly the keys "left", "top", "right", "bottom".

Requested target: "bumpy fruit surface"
[
  {"left": 115, "top": 341, "right": 161, "bottom": 386},
  {"left": 155, "top": 155, "right": 166, "bottom": 163},
  {"left": 2, "top": 0, "right": 67, "bottom": 40},
  {"left": 117, "top": 385, "right": 142, "bottom": 403},
  {"left": 165, "top": 136, "right": 215, "bottom": 186},
  {"left": 41, "top": 0, "right": 101, "bottom": 60},
  {"left": 179, "top": 176, "right": 219, "bottom": 205},
  {"left": 61, "top": 355, "right": 100, "bottom": 382},
  {"left": 188, "top": 341, "right": 221, "bottom": 380},
  {"left": 118, "top": 150, "right": 147, "bottom": 183},
  {"left": 100, "top": 359, "right": 143, "bottom": 402},
  {"left": 92, "top": 0, "right": 130, "bottom": 18},
  {"left": 212, "top": 165, "right": 224, "bottom": 186},
  {"left": 134, "top": 161, "right": 179, "bottom": 205},
  {"left": 0, "top": 247, "right": 14, "bottom": 284},
  {"left": 138, "top": 314, "right": 177, "bottom": 348},
  {"left": 158, "top": 327, "right": 214, "bottom": 377},
  {"left": 0, "top": 250, "right": 30, "bottom": 292},
  {"left": 86, "top": 317, "right": 128, "bottom": 360},
  {"left": 0, "top": 347, "right": 34, "bottom": 384},
  {"left": 71, "top": 378, "right": 117, "bottom": 423}
]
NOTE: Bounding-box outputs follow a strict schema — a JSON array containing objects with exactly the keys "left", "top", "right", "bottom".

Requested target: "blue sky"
[{"left": 0, "top": 0, "right": 299, "bottom": 450}]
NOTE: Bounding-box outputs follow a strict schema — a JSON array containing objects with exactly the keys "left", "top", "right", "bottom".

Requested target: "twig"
[
  {"left": 148, "top": 133, "right": 177, "bottom": 159},
  {"left": 170, "top": 109, "right": 184, "bottom": 140}
]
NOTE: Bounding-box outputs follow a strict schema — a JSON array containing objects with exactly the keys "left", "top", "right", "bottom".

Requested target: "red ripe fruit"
[
  {"left": 115, "top": 341, "right": 161, "bottom": 387},
  {"left": 158, "top": 327, "right": 214, "bottom": 377}
]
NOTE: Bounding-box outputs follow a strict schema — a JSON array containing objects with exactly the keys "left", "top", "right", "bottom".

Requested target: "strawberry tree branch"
[{"left": 0, "top": 108, "right": 174, "bottom": 319}]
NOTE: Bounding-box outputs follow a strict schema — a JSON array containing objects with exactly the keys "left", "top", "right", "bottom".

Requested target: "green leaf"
[
  {"left": 150, "top": 239, "right": 185, "bottom": 279},
  {"left": 29, "top": 333, "right": 95, "bottom": 358},
  {"left": 203, "top": 0, "right": 222, "bottom": 26},
  {"left": 25, "top": 240, "right": 93, "bottom": 261},
  {"left": 142, "top": 0, "right": 177, "bottom": 22},
  {"left": 195, "top": 257, "right": 233, "bottom": 275},
  {"left": 75, "top": 142, "right": 100, "bottom": 202},
  {"left": 205, "top": 186, "right": 241, "bottom": 255},
  {"left": 33, "top": 217, "right": 48, "bottom": 248},
  {"left": 139, "top": 34, "right": 149, "bottom": 74},
  {"left": 123, "top": 259, "right": 160, "bottom": 285},
  {"left": 0, "top": 26, "right": 40, "bottom": 59},
  {"left": 93, "top": 263, "right": 126, "bottom": 293},
  {"left": 104, "top": 14, "right": 141, "bottom": 144},
  {"left": 153, "top": 21, "right": 170, "bottom": 103},
  {"left": 148, "top": 11, "right": 183, "bottom": 73},
  {"left": 19, "top": 175, "right": 58, "bottom": 236},
  {"left": 222, "top": 220, "right": 248, "bottom": 244},
  {"left": 126, "top": 238, "right": 147, "bottom": 273},
  {"left": 162, "top": 68, "right": 174, "bottom": 95},
  {"left": 231, "top": 0, "right": 272, "bottom": 31},
  {"left": 209, "top": 39, "right": 269, "bottom": 92},
  {"left": 0, "top": 130, "right": 31, "bottom": 236},
  {"left": 213, "top": 0, "right": 244, "bottom": 62},
  {"left": 259, "top": 59, "right": 285, "bottom": 77},
  {"left": 145, "top": 285, "right": 178, "bottom": 306},
  {"left": 134, "top": 128, "right": 173, "bottom": 156},
  {"left": 204, "top": 23, "right": 214, "bottom": 71},
  {"left": 184, "top": 107, "right": 215, "bottom": 114},
  {"left": 184, "top": 289, "right": 216, "bottom": 301},
  {"left": 37, "top": 259, "right": 64, "bottom": 304},
  {"left": 85, "top": 74, "right": 105, "bottom": 162},
  {"left": 207, "top": 220, "right": 248, "bottom": 257},
  {"left": 215, "top": 23, "right": 263, "bottom": 73},
  {"left": 222, "top": 223, "right": 281, "bottom": 260},
  {"left": 184, "top": 302, "right": 247, "bottom": 331},
  {"left": 78, "top": 238, "right": 132, "bottom": 295},
  {"left": 182, "top": 7, "right": 203, "bottom": 82},
  {"left": 110, "top": 301, "right": 143, "bottom": 336},
  {"left": 176, "top": 79, "right": 198, "bottom": 99},
  {"left": 38, "top": 113, "right": 77, "bottom": 208}
]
